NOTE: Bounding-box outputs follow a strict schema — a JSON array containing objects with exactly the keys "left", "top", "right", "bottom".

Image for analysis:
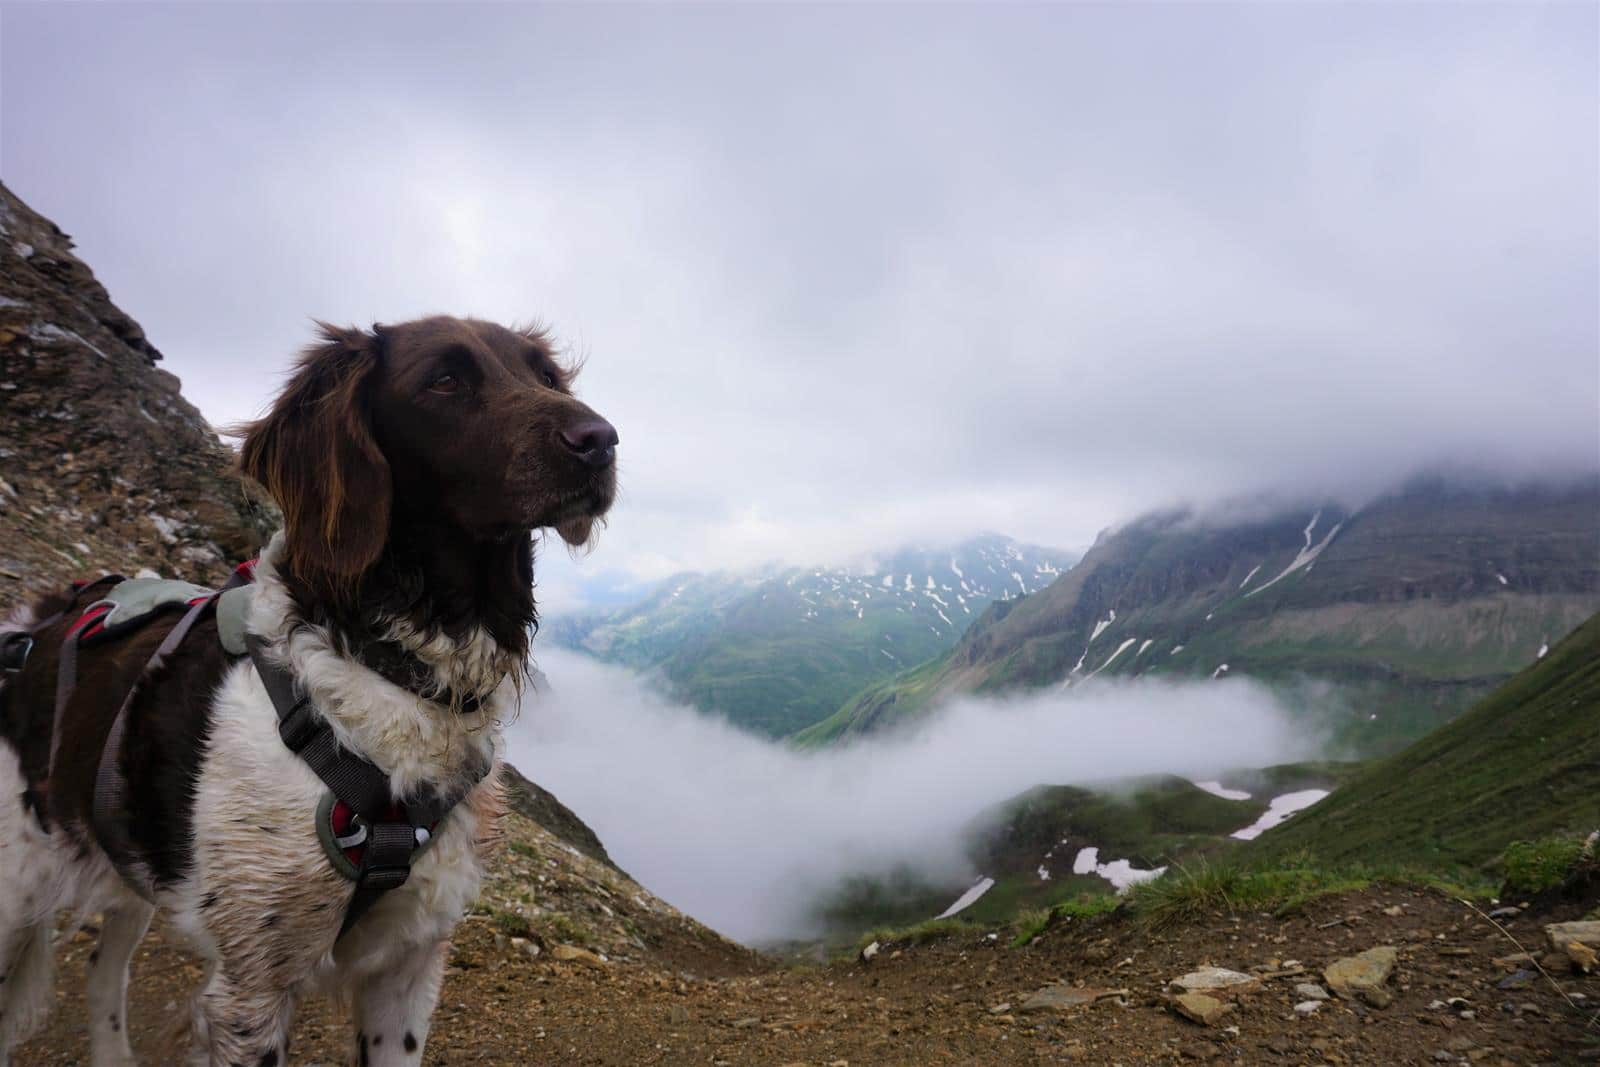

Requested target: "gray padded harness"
[{"left": 8, "top": 565, "right": 491, "bottom": 939}]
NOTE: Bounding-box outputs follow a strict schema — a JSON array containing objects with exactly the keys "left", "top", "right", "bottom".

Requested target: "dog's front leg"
[
  {"left": 86, "top": 899, "right": 154, "bottom": 1067},
  {"left": 194, "top": 967, "right": 296, "bottom": 1067},
  {"left": 350, "top": 939, "right": 448, "bottom": 1066}
]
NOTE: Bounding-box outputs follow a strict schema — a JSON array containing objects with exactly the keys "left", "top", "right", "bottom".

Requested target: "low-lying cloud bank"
[{"left": 506, "top": 648, "right": 1319, "bottom": 945}]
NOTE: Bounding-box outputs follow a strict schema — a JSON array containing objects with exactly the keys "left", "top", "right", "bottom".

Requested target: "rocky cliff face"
[{"left": 0, "top": 182, "right": 273, "bottom": 614}]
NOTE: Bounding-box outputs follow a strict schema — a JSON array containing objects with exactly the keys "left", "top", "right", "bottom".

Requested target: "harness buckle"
[
  {"left": 277, "top": 697, "right": 320, "bottom": 753},
  {"left": 1, "top": 632, "right": 34, "bottom": 673},
  {"left": 358, "top": 864, "right": 412, "bottom": 891},
  {"left": 357, "top": 820, "right": 419, "bottom": 891},
  {"left": 334, "top": 813, "right": 370, "bottom": 850}
]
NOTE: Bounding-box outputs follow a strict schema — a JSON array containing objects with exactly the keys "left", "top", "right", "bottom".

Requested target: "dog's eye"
[
  {"left": 428, "top": 373, "right": 461, "bottom": 395},
  {"left": 542, "top": 370, "right": 559, "bottom": 389}
]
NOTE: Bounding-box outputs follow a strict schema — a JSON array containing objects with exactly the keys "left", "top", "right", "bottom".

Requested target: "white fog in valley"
[{"left": 505, "top": 648, "right": 1319, "bottom": 945}]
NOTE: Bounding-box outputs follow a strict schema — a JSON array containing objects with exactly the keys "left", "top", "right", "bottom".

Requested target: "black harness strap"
[
  {"left": 244, "top": 632, "right": 491, "bottom": 937},
  {"left": 0, "top": 590, "right": 92, "bottom": 828},
  {"left": 0, "top": 574, "right": 126, "bottom": 830},
  {"left": 49, "top": 626, "right": 82, "bottom": 824}
]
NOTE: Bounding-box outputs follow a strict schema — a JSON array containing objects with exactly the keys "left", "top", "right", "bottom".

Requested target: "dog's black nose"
[{"left": 559, "top": 418, "right": 619, "bottom": 468}]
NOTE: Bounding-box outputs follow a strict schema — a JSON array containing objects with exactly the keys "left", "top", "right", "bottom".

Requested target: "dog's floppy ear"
[{"left": 238, "top": 322, "right": 390, "bottom": 596}]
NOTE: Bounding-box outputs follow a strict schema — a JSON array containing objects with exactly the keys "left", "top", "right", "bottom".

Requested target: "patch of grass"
[
  {"left": 541, "top": 912, "right": 594, "bottom": 947},
  {"left": 487, "top": 907, "right": 534, "bottom": 939},
  {"left": 1053, "top": 894, "right": 1123, "bottom": 921},
  {"left": 1010, "top": 893, "right": 1121, "bottom": 947},
  {"left": 1503, "top": 835, "right": 1589, "bottom": 895},
  {"left": 853, "top": 917, "right": 980, "bottom": 954},
  {"left": 1128, "top": 856, "right": 1493, "bottom": 932},
  {"left": 507, "top": 841, "right": 540, "bottom": 861},
  {"left": 1010, "top": 908, "right": 1051, "bottom": 948}
]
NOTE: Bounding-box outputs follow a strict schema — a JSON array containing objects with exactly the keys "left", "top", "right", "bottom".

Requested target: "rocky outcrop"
[
  {"left": 501, "top": 762, "right": 618, "bottom": 871},
  {"left": 0, "top": 183, "right": 273, "bottom": 614}
]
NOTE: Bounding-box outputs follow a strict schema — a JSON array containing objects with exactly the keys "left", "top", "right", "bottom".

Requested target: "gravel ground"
[{"left": 14, "top": 817, "right": 1599, "bottom": 1066}]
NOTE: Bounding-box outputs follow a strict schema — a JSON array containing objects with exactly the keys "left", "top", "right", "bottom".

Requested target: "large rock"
[
  {"left": 1170, "top": 993, "right": 1233, "bottom": 1026},
  {"left": 1019, "top": 985, "right": 1130, "bottom": 1013},
  {"left": 1168, "top": 967, "right": 1261, "bottom": 996},
  {"left": 1566, "top": 940, "right": 1597, "bottom": 974},
  {"left": 1324, "top": 945, "right": 1400, "bottom": 1008},
  {"left": 1545, "top": 921, "right": 1600, "bottom": 953},
  {"left": 550, "top": 944, "right": 608, "bottom": 968}
]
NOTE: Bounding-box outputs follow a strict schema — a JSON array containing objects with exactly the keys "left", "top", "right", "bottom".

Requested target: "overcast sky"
[{"left": 4, "top": 3, "right": 1596, "bottom": 605}]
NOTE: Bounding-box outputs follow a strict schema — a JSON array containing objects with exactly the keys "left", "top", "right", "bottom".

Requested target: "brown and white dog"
[{"left": 0, "top": 316, "right": 616, "bottom": 1066}]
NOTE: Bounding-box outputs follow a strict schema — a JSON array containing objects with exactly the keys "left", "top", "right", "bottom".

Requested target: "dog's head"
[{"left": 239, "top": 316, "right": 617, "bottom": 596}]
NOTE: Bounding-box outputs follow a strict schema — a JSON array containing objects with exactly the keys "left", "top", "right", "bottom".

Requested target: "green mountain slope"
[
  {"left": 800, "top": 479, "right": 1600, "bottom": 750},
  {"left": 1248, "top": 611, "right": 1600, "bottom": 870},
  {"left": 548, "top": 534, "right": 1076, "bottom": 738},
  {"left": 812, "top": 762, "right": 1366, "bottom": 935}
]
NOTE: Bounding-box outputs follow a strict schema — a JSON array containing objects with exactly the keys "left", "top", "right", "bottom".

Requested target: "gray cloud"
[
  {"left": 507, "top": 647, "right": 1317, "bottom": 944},
  {"left": 4, "top": 3, "right": 1595, "bottom": 601}
]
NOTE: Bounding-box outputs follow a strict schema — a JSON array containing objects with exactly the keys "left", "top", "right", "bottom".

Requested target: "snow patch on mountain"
[
  {"left": 1091, "top": 609, "right": 1117, "bottom": 642},
  {"left": 1245, "top": 510, "right": 1344, "bottom": 598},
  {"left": 1193, "top": 780, "right": 1252, "bottom": 801},
  {"left": 1071, "top": 847, "right": 1166, "bottom": 892},
  {"left": 1230, "top": 789, "right": 1329, "bottom": 840},
  {"left": 935, "top": 877, "right": 995, "bottom": 919},
  {"left": 1085, "top": 637, "right": 1138, "bottom": 680}
]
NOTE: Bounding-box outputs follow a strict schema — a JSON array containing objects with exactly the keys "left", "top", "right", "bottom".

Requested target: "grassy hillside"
[
  {"left": 1249, "top": 611, "right": 1600, "bottom": 870},
  {"left": 808, "top": 480, "right": 1600, "bottom": 751},
  {"left": 952, "top": 762, "right": 1368, "bottom": 924},
  {"left": 809, "top": 762, "right": 1366, "bottom": 939}
]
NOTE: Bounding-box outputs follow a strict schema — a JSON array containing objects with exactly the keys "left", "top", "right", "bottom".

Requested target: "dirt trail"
[{"left": 16, "top": 820, "right": 1599, "bottom": 1066}]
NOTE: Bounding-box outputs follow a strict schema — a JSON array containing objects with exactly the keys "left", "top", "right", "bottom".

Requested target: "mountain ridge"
[
  {"left": 802, "top": 478, "right": 1600, "bottom": 749},
  {"left": 550, "top": 532, "right": 1078, "bottom": 737},
  {"left": 0, "top": 181, "right": 274, "bottom": 612}
]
